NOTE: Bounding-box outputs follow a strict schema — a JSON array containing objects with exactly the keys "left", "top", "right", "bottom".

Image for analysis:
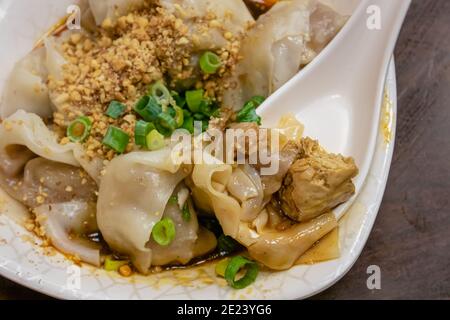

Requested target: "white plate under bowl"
[{"left": 0, "top": 0, "right": 396, "bottom": 299}]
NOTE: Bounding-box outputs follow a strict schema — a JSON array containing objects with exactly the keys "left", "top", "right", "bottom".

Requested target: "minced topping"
[{"left": 49, "top": 1, "right": 242, "bottom": 160}]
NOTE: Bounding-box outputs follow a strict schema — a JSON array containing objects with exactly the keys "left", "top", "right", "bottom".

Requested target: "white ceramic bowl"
[{"left": 0, "top": 0, "right": 396, "bottom": 299}]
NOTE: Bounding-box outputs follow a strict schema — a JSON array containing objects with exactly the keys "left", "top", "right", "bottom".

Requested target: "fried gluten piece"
[{"left": 279, "top": 138, "right": 358, "bottom": 222}]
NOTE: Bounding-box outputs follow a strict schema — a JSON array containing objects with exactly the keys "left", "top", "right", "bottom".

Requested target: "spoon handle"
[{"left": 303, "top": 0, "right": 412, "bottom": 92}]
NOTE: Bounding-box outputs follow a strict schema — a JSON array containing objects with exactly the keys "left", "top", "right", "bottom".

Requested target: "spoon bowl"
[{"left": 258, "top": 0, "right": 411, "bottom": 219}]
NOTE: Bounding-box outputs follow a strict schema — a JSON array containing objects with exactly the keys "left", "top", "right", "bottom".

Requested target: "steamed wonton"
[
  {"left": 0, "top": 111, "right": 79, "bottom": 167},
  {"left": 192, "top": 153, "right": 338, "bottom": 270},
  {"left": 149, "top": 185, "right": 216, "bottom": 266},
  {"left": 1, "top": 47, "right": 52, "bottom": 119},
  {"left": 160, "top": 0, "right": 254, "bottom": 50},
  {"left": 224, "top": 0, "right": 347, "bottom": 109},
  {"left": 34, "top": 201, "right": 101, "bottom": 266},
  {"left": 97, "top": 148, "right": 198, "bottom": 273},
  {"left": 88, "top": 0, "right": 144, "bottom": 25}
]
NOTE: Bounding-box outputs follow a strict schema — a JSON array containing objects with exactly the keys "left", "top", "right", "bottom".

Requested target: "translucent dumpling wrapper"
[
  {"left": 191, "top": 154, "right": 264, "bottom": 238},
  {"left": 224, "top": 0, "right": 347, "bottom": 109},
  {"left": 149, "top": 186, "right": 217, "bottom": 266},
  {"left": 159, "top": 0, "right": 254, "bottom": 50},
  {"left": 34, "top": 201, "right": 101, "bottom": 266},
  {"left": 1, "top": 34, "right": 75, "bottom": 119},
  {"left": 0, "top": 157, "right": 98, "bottom": 209},
  {"left": 44, "top": 37, "right": 66, "bottom": 82},
  {"left": 0, "top": 187, "right": 31, "bottom": 226},
  {"left": 97, "top": 148, "right": 192, "bottom": 273},
  {"left": 237, "top": 210, "right": 338, "bottom": 270},
  {"left": 72, "top": 144, "right": 104, "bottom": 185},
  {"left": 0, "top": 110, "right": 79, "bottom": 167},
  {"left": 0, "top": 111, "right": 102, "bottom": 185},
  {"left": 0, "top": 47, "right": 52, "bottom": 119},
  {"left": 192, "top": 153, "right": 338, "bottom": 270},
  {"left": 88, "top": 0, "right": 144, "bottom": 25}
]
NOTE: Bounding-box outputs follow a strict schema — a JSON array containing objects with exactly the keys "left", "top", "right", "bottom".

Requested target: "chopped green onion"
[
  {"left": 134, "top": 95, "right": 162, "bottom": 122},
  {"left": 202, "top": 119, "right": 209, "bottom": 132},
  {"left": 168, "top": 195, "right": 178, "bottom": 205},
  {"left": 249, "top": 95, "right": 265, "bottom": 107},
  {"left": 67, "top": 116, "right": 92, "bottom": 143},
  {"left": 154, "top": 123, "right": 172, "bottom": 137},
  {"left": 152, "top": 218, "right": 176, "bottom": 246},
  {"left": 199, "top": 51, "right": 222, "bottom": 74},
  {"left": 236, "top": 97, "right": 264, "bottom": 125},
  {"left": 182, "top": 202, "right": 191, "bottom": 222},
  {"left": 171, "top": 91, "right": 186, "bottom": 108},
  {"left": 104, "top": 256, "right": 129, "bottom": 272},
  {"left": 166, "top": 106, "right": 176, "bottom": 118},
  {"left": 105, "top": 101, "right": 126, "bottom": 119},
  {"left": 183, "top": 109, "right": 192, "bottom": 118},
  {"left": 134, "top": 120, "right": 155, "bottom": 146},
  {"left": 150, "top": 81, "right": 174, "bottom": 107},
  {"left": 217, "top": 235, "right": 240, "bottom": 254},
  {"left": 102, "top": 126, "right": 130, "bottom": 153},
  {"left": 173, "top": 106, "right": 184, "bottom": 128},
  {"left": 225, "top": 256, "right": 259, "bottom": 289},
  {"left": 193, "top": 113, "right": 206, "bottom": 120},
  {"left": 211, "top": 108, "right": 221, "bottom": 118},
  {"left": 215, "top": 258, "right": 230, "bottom": 278},
  {"left": 146, "top": 129, "right": 165, "bottom": 151},
  {"left": 157, "top": 112, "right": 177, "bottom": 132},
  {"left": 199, "top": 100, "right": 215, "bottom": 117},
  {"left": 182, "top": 116, "right": 194, "bottom": 134},
  {"left": 186, "top": 89, "right": 204, "bottom": 113}
]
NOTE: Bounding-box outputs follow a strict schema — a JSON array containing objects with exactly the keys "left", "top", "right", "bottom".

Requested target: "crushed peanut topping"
[{"left": 49, "top": 1, "right": 242, "bottom": 161}]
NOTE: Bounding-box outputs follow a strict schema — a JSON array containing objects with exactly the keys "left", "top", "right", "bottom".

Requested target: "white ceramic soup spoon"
[{"left": 258, "top": 0, "right": 411, "bottom": 219}]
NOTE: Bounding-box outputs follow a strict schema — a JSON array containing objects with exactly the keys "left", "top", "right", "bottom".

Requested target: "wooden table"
[{"left": 1, "top": 0, "right": 449, "bottom": 300}]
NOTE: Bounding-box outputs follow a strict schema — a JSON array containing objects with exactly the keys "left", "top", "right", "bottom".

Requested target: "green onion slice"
[
  {"left": 215, "top": 258, "right": 230, "bottom": 278},
  {"left": 183, "top": 109, "right": 192, "bottom": 118},
  {"left": 171, "top": 91, "right": 186, "bottom": 108},
  {"left": 193, "top": 113, "right": 206, "bottom": 120},
  {"left": 135, "top": 120, "right": 155, "bottom": 146},
  {"left": 146, "top": 129, "right": 165, "bottom": 151},
  {"left": 104, "top": 256, "right": 129, "bottom": 272},
  {"left": 174, "top": 106, "right": 184, "bottom": 128},
  {"left": 201, "top": 119, "right": 209, "bottom": 132},
  {"left": 67, "top": 116, "right": 92, "bottom": 143},
  {"left": 158, "top": 112, "right": 177, "bottom": 132},
  {"left": 152, "top": 218, "right": 176, "bottom": 246},
  {"left": 199, "top": 100, "right": 216, "bottom": 117},
  {"left": 134, "top": 95, "right": 162, "bottom": 122},
  {"left": 236, "top": 98, "right": 263, "bottom": 125},
  {"left": 182, "top": 202, "right": 191, "bottom": 222},
  {"left": 102, "top": 126, "right": 130, "bottom": 153},
  {"left": 150, "top": 81, "right": 175, "bottom": 107},
  {"left": 182, "top": 116, "right": 194, "bottom": 134},
  {"left": 106, "top": 101, "right": 126, "bottom": 119},
  {"left": 249, "top": 95, "right": 265, "bottom": 107},
  {"left": 224, "top": 256, "right": 259, "bottom": 290},
  {"left": 199, "top": 51, "right": 222, "bottom": 74},
  {"left": 186, "top": 89, "right": 204, "bottom": 113},
  {"left": 154, "top": 123, "right": 172, "bottom": 137}
]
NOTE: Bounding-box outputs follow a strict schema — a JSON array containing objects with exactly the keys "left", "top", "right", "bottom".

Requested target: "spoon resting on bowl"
[{"left": 257, "top": 0, "right": 411, "bottom": 219}]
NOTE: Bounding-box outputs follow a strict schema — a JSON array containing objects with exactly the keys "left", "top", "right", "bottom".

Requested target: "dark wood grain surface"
[{"left": 1, "top": 0, "right": 449, "bottom": 300}]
